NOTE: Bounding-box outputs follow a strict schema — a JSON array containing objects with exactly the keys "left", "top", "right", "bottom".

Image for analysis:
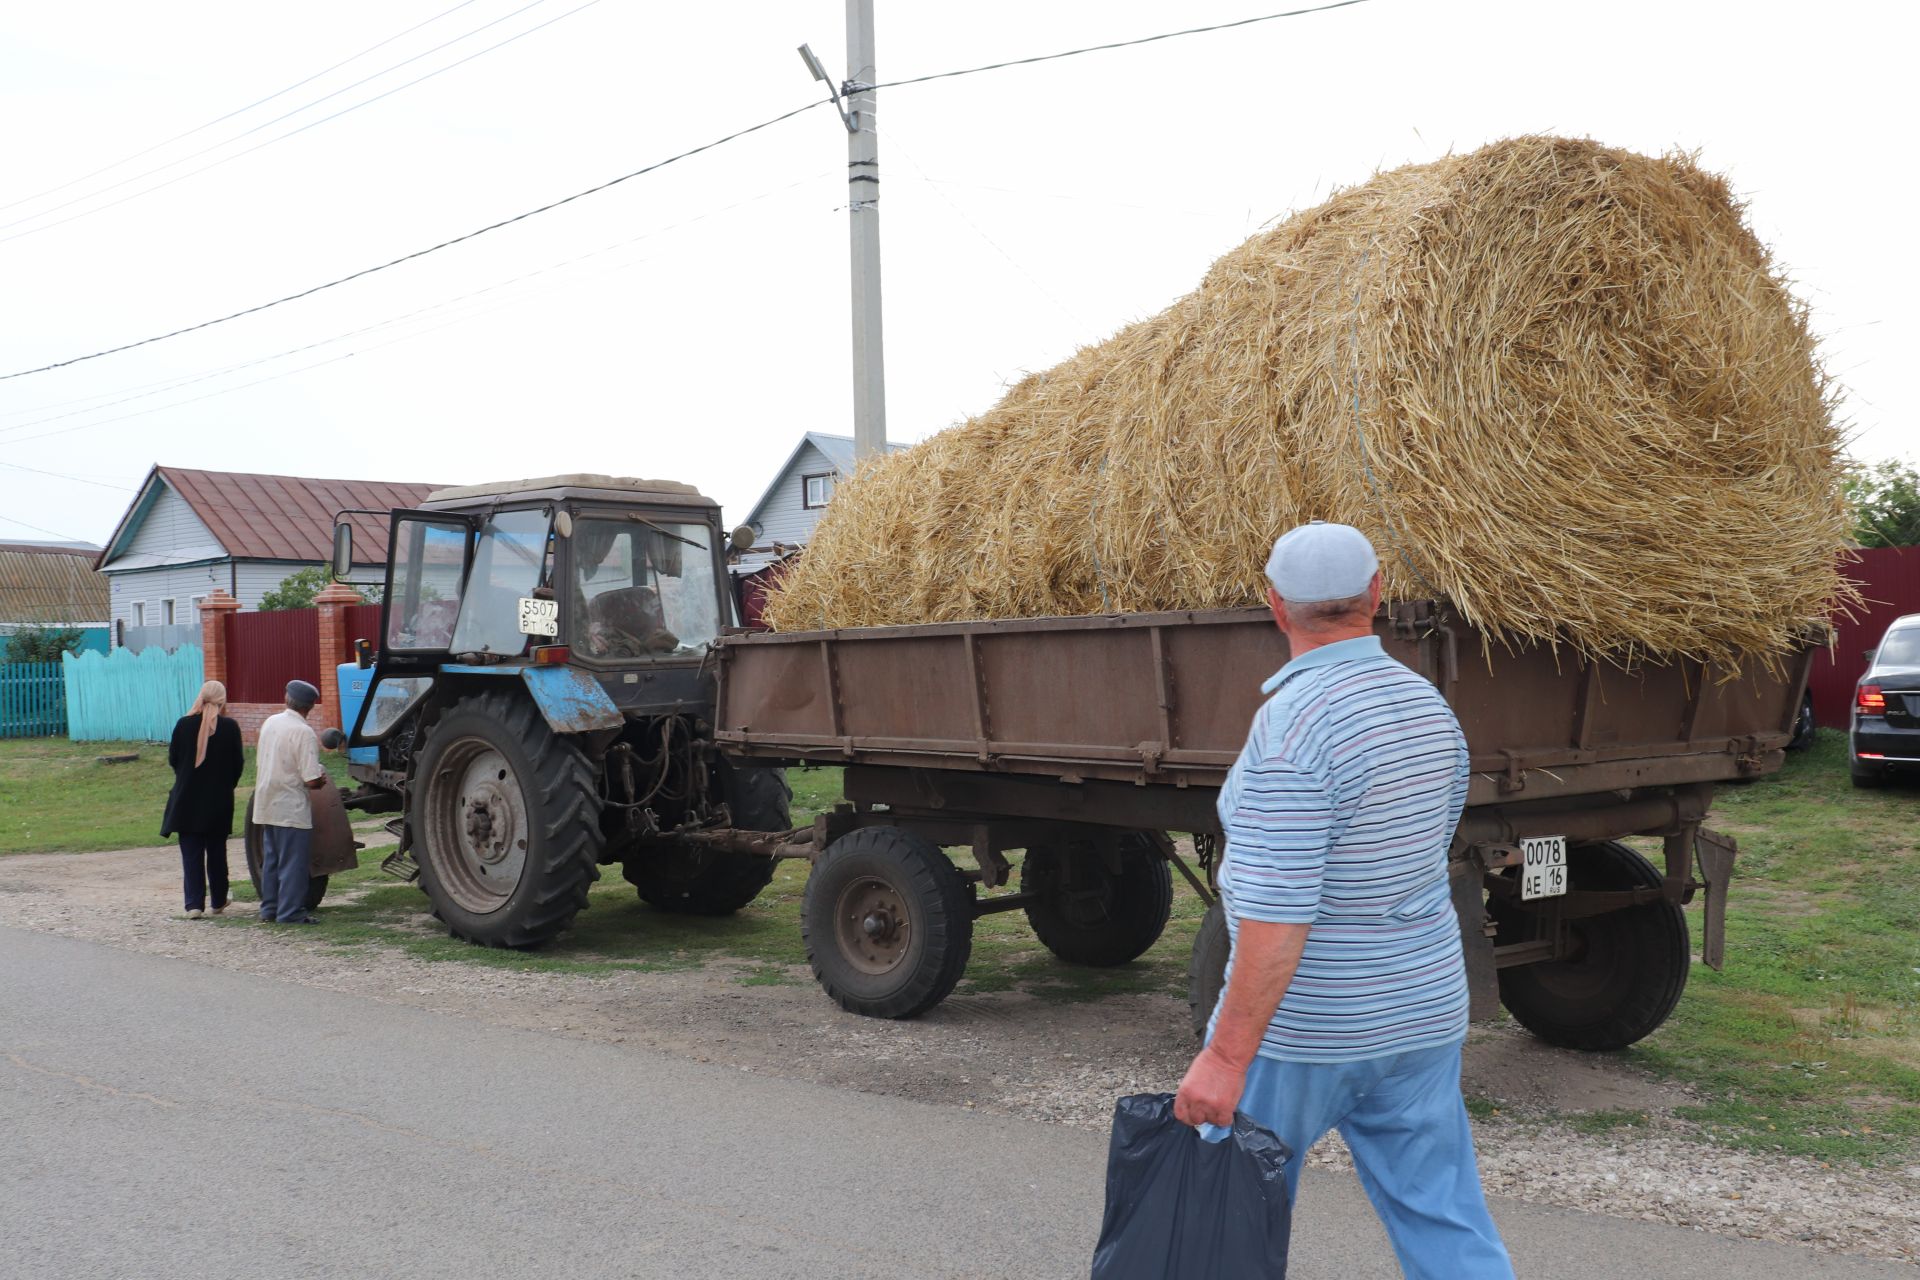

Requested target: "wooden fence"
[
  {"left": 226, "top": 608, "right": 319, "bottom": 704},
  {"left": 63, "top": 645, "right": 205, "bottom": 742},
  {"left": 0, "top": 662, "right": 66, "bottom": 738}
]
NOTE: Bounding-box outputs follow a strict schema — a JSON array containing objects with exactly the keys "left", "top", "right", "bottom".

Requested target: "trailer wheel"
[
  {"left": 1021, "top": 834, "right": 1173, "bottom": 967},
  {"left": 626, "top": 762, "right": 786, "bottom": 915},
  {"left": 803, "top": 828, "right": 974, "bottom": 1019},
  {"left": 1491, "top": 840, "right": 1689, "bottom": 1052},
  {"left": 413, "top": 690, "right": 602, "bottom": 948},
  {"left": 1187, "top": 900, "right": 1230, "bottom": 1039}
]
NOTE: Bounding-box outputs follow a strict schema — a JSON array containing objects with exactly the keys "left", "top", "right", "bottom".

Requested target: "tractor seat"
[{"left": 585, "top": 586, "right": 679, "bottom": 657}]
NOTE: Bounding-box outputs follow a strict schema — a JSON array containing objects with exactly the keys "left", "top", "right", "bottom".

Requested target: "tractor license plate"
[
  {"left": 517, "top": 597, "right": 559, "bottom": 638},
  {"left": 1520, "top": 836, "right": 1568, "bottom": 900}
]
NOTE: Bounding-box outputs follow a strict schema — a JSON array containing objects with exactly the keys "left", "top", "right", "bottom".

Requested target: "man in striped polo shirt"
[{"left": 1174, "top": 521, "right": 1512, "bottom": 1278}]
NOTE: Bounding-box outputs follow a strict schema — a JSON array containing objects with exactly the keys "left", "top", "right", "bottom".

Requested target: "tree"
[
  {"left": 4, "top": 626, "right": 83, "bottom": 663},
  {"left": 1847, "top": 459, "right": 1920, "bottom": 549},
  {"left": 258, "top": 565, "right": 382, "bottom": 610},
  {"left": 258, "top": 566, "right": 330, "bottom": 611}
]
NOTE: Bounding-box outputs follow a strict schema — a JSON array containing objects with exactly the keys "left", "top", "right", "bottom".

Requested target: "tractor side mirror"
[
  {"left": 318, "top": 727, "right": 346, "bottom": 751},
  {"left": 331, "top": 522, "right": 354, "bottom": 580}
]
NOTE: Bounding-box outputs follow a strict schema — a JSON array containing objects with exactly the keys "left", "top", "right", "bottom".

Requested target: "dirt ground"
[{"left": 2, "top": 844, "right": 1915, "bottom": 1264}]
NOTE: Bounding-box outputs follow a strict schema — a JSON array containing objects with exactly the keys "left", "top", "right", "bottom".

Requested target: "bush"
[
  {"left": 258, "top": 566, "right": 330, "bottom": 611},
  {"left": 4, "top": 626, "right": 84, "bottom": 663}
]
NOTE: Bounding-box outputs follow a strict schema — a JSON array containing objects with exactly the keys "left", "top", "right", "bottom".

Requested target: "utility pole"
[
  {"left": 801, "top": 5, "right": 887, "bottom": 461},
  {"left": 843, "top": 0, "right": 886, "bottom": 461}
]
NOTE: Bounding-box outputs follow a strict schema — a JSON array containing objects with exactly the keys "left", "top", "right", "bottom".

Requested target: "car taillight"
[{"left": 1858, "top": 684, "right": 1887, "bottom": 714}]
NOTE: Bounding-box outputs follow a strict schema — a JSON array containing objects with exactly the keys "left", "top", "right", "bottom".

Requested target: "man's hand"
[{"left": 1173, "top": 1043, "right": 1249, "bottom": 1129}]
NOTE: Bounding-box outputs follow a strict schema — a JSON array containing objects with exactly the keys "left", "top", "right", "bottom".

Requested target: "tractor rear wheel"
[
  {"left": 1490, "top": 840, "right": 1689, "bottom": 1051},
  {"left": 1021, "top": 833, "right": 1173, "bottom": 967},
  {"left": 625, "top": 762, "right": 787, "bottom": 915},
  {"left": 413, "top": 691, "right": 602, "bottom": 948},
  {"left": 803, "top": 828, "right": 974, "bottom": 1019}
]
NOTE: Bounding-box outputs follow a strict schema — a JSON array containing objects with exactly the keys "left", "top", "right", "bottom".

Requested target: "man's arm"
[
  {"left": 1172, "top": 759, "right": 1334, "bottom": 1128},
  {"left": 1173, "top": 919, "right": 1309, "bottom": 1127},
  {"left": 300, "top": 729, "right": 326, "bottom": 789}
]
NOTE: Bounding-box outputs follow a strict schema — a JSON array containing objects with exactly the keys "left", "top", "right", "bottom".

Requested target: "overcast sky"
[{"left": 1, "top": 0, "right": 1912, "bottom": 549}]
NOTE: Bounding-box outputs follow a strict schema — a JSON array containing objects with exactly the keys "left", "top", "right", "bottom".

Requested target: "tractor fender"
[{"left": 516, "top": 665, "right": 625, "bottom": 734}]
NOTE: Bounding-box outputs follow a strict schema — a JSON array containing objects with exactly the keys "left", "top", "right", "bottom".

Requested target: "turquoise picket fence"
[
  {"left": 63, "top": 645, "right": 205, "bottom": 742},
  {"left": 0, "top": 662, "right": 66, "bottom": 738}
]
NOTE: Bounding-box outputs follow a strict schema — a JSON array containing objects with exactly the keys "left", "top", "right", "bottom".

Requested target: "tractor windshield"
[
  {"left": 449, "top": 508, "right": 551, "bottom": 657},
  {"left": 570, "top": 517, "right": 720, "bottom": 659}
]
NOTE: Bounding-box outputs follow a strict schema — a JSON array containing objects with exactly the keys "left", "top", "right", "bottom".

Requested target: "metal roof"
[
  {"left": 0, "top": 543, "right": 109, "bottom": 625},
  {"left": 99, "top": 467, "right": 439, "bottom": 570}
]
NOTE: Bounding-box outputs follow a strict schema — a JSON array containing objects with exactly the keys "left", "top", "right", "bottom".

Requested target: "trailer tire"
[
  {"left": 803, "top": 828, "right": 974, "bottom": 1019},
  {"left": 1187, "top": 900, "right": 1231, "bottom": 1039},
  {"left": 626, "top": 763, "right": 786, "bottom": 915},
  {"left": 1021, "top": 834, "right": 1173, "bottom": 967},
  {"left": 1491, "top": 840, "right": 1688, "bottom": 1052},
  {"left": 413, "top": 690, "right": 602, "bottom": 949}
]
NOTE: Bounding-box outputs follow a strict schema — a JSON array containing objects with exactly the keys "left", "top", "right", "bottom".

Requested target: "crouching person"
[{"left": 253, "top": 680, "right": 327, "bottom": 925}]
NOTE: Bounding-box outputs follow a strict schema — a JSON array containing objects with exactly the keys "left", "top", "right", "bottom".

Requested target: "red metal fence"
[
  {"left": 342, "top": 603, "right": 383, "bottom": 661},
  {"left": 225, "top": 608, "right": 320, "bottom": 704},
  {"left": 1808, "top": 547, "right": 1920, "bottom": 727}
]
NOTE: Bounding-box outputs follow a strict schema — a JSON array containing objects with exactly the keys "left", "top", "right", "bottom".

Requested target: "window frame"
[
  {"left": 802, "top": 473, "right": 835, "bottom": 510},
  {"left": 560, "top": 506, "right": 728, "bottom": 670},
  {"left": 131, "top": 601, "right": 147, "bottom": 628}
]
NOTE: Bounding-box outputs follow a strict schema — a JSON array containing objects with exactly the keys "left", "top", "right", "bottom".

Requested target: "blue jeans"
[
  {"left": 1203, "top": 1041, "right": 1512, "bottom": 1280},
  {"left": 257, "top": 825, "right": 313, "bottom": 923}
]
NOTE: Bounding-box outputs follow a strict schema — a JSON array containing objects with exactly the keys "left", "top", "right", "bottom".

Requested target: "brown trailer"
[{"left": 713, "top": 601, "right": 1815, "bottom": 1049}]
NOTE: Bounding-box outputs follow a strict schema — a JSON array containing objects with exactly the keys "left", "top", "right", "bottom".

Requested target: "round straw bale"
[{"left": 766, "top": 136, "right": 1851, "bottom": 667}]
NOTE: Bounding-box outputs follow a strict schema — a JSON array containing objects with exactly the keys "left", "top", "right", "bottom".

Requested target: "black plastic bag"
[{"left": 1090, "top": 1092, "right": 1292, "bottom": 1279}]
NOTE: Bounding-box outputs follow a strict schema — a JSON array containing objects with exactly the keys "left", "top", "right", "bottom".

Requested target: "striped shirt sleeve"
[{"left": 1224, "top": 761, "right": 1335, "bottom": 924}]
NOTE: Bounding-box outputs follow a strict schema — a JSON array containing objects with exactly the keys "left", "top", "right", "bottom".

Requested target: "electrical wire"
[
  {"left": 0, "top": 0, "right": 487, "bottom": 218},
  {"left": 0, "top": 512, "right": 90, "bottom": 543},
  {"left": 0, "top": 168, "right": 838, "bottom": 435},
  {"left": 0, "top": 97, "right": 830, "bottom": 383},
  {"left": 1, "top": 0, "right": 600, "bottom": 244},
  {"left": 0, "top": 461, "right": 136, "bottom": 492},
  {"left": 869, "top": 0, "right": 1372, "bottom": 90}
]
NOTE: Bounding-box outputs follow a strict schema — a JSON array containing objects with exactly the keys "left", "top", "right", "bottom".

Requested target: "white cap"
[{"left": 1264, "top": 521, "right": 1380, "bottom": 603}]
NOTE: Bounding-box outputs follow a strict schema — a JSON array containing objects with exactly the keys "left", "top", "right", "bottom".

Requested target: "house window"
[
  {"left": 162, "top": 599, "right": 176, "bottom": 627},
  {"left": 803, "top": 474, "right": 835, "bottom": 509},
  {"left": 191, "top": 596, "right": 206, "bottom": 623},
  {"left": 132, "top": 602, "right": 146, "bottom": 627}
]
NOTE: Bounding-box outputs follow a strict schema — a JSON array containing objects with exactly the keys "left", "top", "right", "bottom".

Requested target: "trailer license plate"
[
  {"left": 1520, "top": 836, "right": 1567, "bottom": 900},
  {"left": 518, "top": 597, "right": 559, "bottom": 638}
]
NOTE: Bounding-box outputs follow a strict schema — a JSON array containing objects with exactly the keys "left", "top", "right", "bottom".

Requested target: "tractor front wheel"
[{"left": 413, "top": 691, "right": 602, "bottom": 948}]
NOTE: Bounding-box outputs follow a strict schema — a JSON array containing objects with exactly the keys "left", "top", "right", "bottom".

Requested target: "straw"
[{"left": 766, "top": 137, "right": 1854, "bottom": 669}]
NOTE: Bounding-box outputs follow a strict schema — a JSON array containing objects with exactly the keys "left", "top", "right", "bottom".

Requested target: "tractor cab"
[{"left": 330, "top": 475, "right": 739, "bottom": 775}]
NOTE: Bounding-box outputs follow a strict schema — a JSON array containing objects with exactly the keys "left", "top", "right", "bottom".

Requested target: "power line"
[
  {"left": 0, "top": 512, "right": 90, "bottom": 543},
  {"left": 0, "top": 168, "right": 838, "bottom": 437},
  {"left": 870, "top": 0, "right": 1372, "bottom": 91},
  {"left": 0, "top": 461, "right": 137, "bottom": 492},
  {"left": 1, "top": 0, "right": 598, "bottom": 244},
  {"left": 0, "top": 0, "right": 487, "bottom": 218},
  {"left": 0, "top": 97, "right": 829, "bottom": 382}
]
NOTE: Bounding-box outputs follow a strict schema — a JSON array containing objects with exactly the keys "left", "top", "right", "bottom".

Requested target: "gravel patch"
[{"left": 2, "top": 845, "right": 1914, "bottom": 1265}]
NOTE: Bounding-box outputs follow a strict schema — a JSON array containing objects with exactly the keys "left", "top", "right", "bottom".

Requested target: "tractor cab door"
[{"left": 341, "top": 512, "right": 475, "bottom": 756}]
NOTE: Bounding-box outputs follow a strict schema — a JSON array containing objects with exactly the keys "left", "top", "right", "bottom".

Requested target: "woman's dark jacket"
[{"left": 160, "top": 715, "right": 245, "bottom": 838}]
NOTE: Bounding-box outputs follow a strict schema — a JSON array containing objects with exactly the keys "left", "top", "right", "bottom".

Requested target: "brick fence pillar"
[
  {"left": 312, "top": 582, "right": 364, "bottom": 735},
  {"left": 199, "top": 590, "right": 241, "bottom": 688}
]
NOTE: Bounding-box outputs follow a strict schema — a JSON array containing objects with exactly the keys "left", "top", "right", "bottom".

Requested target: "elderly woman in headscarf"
[{"left": 161, "top": 680, "right": 245, "bottom": 919}]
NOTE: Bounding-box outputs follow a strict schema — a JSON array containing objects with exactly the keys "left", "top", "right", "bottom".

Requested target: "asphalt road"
[{"left": 0, "top": 926, "right": 1906, "bottom": 1280}]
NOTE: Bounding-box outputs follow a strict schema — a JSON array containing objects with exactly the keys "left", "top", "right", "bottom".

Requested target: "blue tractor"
[{"left": 329, "top": 474, "right": 792, "bottom": 948}]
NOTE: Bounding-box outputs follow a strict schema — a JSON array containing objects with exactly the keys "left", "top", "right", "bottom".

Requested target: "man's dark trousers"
[{"left": 258, "top": 825, "right": 312, "bottom": 922}]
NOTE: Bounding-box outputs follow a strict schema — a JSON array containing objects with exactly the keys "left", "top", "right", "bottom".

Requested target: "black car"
[{"left": 1850, "top": 614, "right": 1920, "bottom": 788}]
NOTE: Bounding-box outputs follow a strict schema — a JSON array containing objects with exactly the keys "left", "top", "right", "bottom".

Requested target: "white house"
[
  {"left": 95, "top": 466, "right": 435, "bottom": 647},
  {"left": 735, "top": 432, "right": 907, "bottom": 569}
]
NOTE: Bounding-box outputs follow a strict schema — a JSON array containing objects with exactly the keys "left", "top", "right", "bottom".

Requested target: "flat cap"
[
  {"left": 1264, "top": 520, "right": 1379, "bottom": 603},
  {"left": 286, "top": 679, "right": 320, "bottom": 710}
]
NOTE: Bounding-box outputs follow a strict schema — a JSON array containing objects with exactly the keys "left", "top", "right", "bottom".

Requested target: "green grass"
[
  {"left": 1625, "top": 730, "right": 1920, "bottom": 1165},
  {"left": 0, "top": 736, "right": 352, "bottom": 855}
]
